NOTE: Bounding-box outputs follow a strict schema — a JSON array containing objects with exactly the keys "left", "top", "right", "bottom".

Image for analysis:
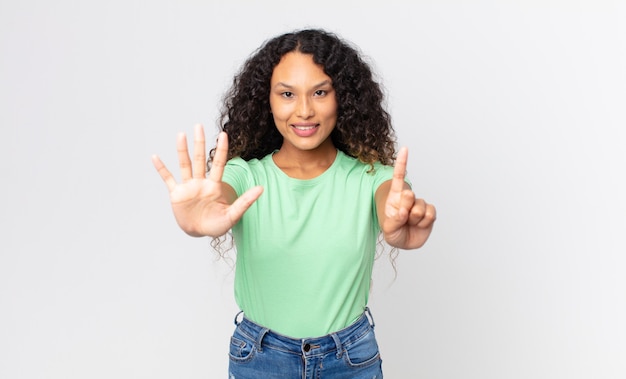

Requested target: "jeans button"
[{"left": 303, "top": 343, "right": 311, "bottom": 352}]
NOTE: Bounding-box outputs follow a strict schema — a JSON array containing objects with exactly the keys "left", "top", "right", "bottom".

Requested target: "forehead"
[{"left": 271, "top": 52, "right": 331, "bottom": 85}]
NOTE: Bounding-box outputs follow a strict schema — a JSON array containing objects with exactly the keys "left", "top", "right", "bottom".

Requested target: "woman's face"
[{"left": 269, "top": 52, "right": 338, "bottom": 154}]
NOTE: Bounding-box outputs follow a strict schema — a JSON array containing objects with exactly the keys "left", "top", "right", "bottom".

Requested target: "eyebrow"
[{"left": 273, "top": 80, "right": 333, "bottom": 90}]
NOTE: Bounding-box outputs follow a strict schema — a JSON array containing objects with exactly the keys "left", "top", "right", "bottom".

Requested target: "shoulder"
[
  {"left": 336, "top": 151, "right": 392, "bottom": 174},
  {"left": 334, "top": 151, "right": 394, "bottom": 190},
  {"left": 222, "top": 155, "right": 268, "bottom": 193},
  {"left": 225, "top": 154, "right": 273, "bottom": 171},
  {"left": 223, "top": 153, "right": 281, "bottom": 194}
]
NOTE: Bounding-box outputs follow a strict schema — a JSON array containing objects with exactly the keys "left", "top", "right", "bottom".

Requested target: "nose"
[{"left": 295, "top": 96, "right": 314, "bottom": 118}]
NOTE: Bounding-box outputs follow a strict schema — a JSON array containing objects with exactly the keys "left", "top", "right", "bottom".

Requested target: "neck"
[{"left": 272, "top": 142, "right": 337, "bottom": 179}]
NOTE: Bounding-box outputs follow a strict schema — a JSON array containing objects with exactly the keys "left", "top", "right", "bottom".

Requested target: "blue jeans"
[{"left": 228, "top": 308, "right": 383, "bottom": 378}]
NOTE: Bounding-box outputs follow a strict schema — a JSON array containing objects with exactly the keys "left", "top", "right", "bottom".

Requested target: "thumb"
[{"left": 227, "top": 186, "right": 264, "bottom": 224}]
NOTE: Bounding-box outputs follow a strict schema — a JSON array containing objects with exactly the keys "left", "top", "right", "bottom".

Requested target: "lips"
[{"left": 291, "top": 124, "right": 319, "bottom": 137}]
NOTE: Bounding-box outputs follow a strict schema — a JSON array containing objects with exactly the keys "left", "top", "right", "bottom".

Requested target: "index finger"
[
  {"left": 390, "top": 147, "right": 408, "bottom": 194},
  {"left": 208, "top": 131, "right": 228, "bottom": 182}
]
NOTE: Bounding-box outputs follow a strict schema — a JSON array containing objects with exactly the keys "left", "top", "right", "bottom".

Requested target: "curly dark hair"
[{"left": 208, "top": 28, "right": 397, "bottom": 168}]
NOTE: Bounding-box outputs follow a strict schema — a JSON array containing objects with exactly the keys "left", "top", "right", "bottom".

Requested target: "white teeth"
[{"left": 294, "top": 126, "right": 315, "bottom": 130}]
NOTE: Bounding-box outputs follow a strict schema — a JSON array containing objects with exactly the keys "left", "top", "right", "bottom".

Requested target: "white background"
[{"left": 1, "top": 0, "right": 625, "bottom": 378}]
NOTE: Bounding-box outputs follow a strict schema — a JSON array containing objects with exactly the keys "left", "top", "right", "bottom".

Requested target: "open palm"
[{"left": 152, "top": 125, "right": 263, "bottom": 238}]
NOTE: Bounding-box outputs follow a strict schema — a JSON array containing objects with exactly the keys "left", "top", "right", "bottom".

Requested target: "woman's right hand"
[{"left": 152, "top": 125, "right": 263, "bottom": 237}]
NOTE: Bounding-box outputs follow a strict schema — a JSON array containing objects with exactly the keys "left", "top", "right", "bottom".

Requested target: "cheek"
[
  {"left": 270, "top": 109, "right": 286, "bottom": 124},
  {"left": 323, "top": 104, "right": 338, "bottom": 121},
  {"left": 324, "top": 97, "right": 338, "bottom": 120},
  {"left": 270, "top": 105, "right": 294, "bottom": 124},
  {"left": 271, "top": 113, "right": 281, "bottom": 128},
  {"left": 270, "top": 108, "right": 289, "bottom": 129}
]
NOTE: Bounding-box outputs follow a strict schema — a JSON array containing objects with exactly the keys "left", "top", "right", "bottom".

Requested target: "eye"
[
  {"left": 281, "top": 91, "right": 294, "bottom": 98},
  {"left": 314, "top": 90, "right": 327, "bottom": 96}
]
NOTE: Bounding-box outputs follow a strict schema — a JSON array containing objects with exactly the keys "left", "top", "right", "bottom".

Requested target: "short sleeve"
[{"left": 371, "top": 160, "right": 411, "bottom": 187}]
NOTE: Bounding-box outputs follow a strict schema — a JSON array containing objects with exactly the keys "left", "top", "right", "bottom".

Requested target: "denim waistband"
[{"left": 232, "top": 308, "right": 376, "bottom": 359}]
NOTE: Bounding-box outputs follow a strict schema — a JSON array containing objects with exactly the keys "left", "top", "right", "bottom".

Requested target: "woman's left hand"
[{"left": 376, "top": 147, "right": 436, "bottom": 249}]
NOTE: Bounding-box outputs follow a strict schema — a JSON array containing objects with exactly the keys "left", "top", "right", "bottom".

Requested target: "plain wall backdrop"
[{"left": 1, "top": 0, "right": 625, "bottom": 378}]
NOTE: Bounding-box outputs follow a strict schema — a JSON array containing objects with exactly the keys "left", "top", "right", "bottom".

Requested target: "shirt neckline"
[{"left": 266, "top": 149, "right": 343, "bottom": 184}]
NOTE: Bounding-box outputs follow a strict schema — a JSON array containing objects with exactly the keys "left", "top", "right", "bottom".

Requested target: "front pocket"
[
  {"left": 343, "top": 328, "right": 381, "bottom": 368},
  {"left": 228, "top": 336, "right": 256, "bottom": 362}
]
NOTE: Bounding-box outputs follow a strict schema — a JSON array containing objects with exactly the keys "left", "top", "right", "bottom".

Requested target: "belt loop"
[
  {"left": 365, "top": 307, "right": 375, "bottom": 328},
  {"left": 233, "top": 310, "right": 244, "bottom": 326},
  {"left": 331, "top": 333, "right": 343, "bottom": 359},
  {"left": 256, "top": 328, "right": 270, "bottom": 353}
]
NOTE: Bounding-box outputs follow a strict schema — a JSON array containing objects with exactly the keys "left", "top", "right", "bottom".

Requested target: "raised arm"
[
  {"left": 375, "top": 147, "right": 436, "bottom": 249},
  {"left": 152, "top": 124, "right": 263, "bottom": 237}
]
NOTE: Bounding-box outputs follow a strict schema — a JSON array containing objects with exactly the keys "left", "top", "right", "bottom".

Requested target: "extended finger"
[
  {"left": 177, "top": 132, "right": 192, "bottom": 181},
  {"left": 192, "top": 124, "right": 207, "bottom": 179},
  {"left": 390, "top": 147, "right": 408, "bottom": 195},
  {"left": 152, "top": 154, "right": 177, "bottom": 191},
  {"left": 208, "top": 132, "right": 228, "bottom": 183}
]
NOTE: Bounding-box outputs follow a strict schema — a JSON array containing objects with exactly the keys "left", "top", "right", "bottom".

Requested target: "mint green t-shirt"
[{"left": 222, "top": 150, "right": 394, "bottom": 338}]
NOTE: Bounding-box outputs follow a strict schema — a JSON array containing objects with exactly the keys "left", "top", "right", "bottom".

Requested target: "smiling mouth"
[
  {"left": 293, "top": 125, "right": 317, "bottom": 130},
  {"left": 291, "top": 124, "right": 319, "bottom": 137}
]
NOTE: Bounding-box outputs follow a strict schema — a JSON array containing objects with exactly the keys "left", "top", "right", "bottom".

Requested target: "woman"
[{"left": 152, "top": 29, "right": 436, "bottom": 378}]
